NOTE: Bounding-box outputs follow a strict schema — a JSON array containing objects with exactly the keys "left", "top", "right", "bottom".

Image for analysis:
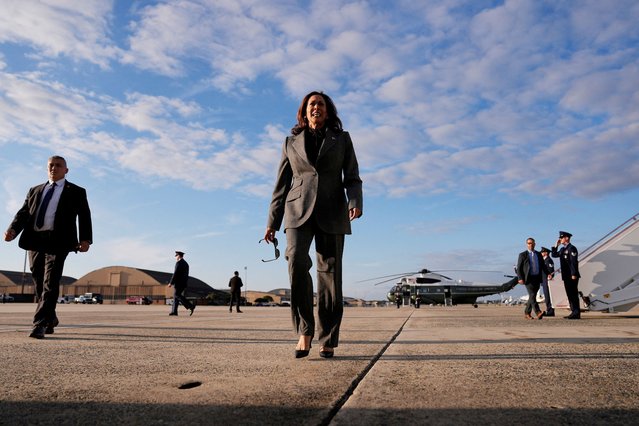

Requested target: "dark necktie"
[{"left": 36, "top": 182, "right": 56, "bottom": 228}]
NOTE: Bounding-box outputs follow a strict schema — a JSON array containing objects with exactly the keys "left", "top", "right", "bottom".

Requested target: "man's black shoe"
[
  {"left": 189, "top": 306, "right": 196, "bottom": 316},
  {"left": 169, "top": 313, "right": 178, "bottom": 316},
  {"left": 45, "top": 318, "right": 60, "bottom": 334},
  {"left": 544, "top": 310, "right": 555, "bottom": 317},
  {"left": 29, "top": 326, "right": 45, "bottom": 339}
]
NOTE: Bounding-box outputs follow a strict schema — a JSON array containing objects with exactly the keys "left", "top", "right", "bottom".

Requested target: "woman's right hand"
[{"left": 263, "top": 227, "right": 276, "bottom": 243}]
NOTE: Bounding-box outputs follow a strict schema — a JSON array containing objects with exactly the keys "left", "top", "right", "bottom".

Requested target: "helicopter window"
[{"left": 416, "top": 278, "right": 441, "bottom": 284}]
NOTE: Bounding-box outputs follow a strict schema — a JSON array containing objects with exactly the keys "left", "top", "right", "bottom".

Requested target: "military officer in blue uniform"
[{"left": 551, "top": 231, "right": 581, "bottom": 319}]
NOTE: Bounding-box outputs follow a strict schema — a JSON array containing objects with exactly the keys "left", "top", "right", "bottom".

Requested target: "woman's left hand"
[{"left": 349, "top": 208, "right": 362, "bottom": 221}]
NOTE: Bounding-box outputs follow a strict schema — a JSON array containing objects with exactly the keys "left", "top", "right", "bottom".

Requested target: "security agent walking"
[
  {"left": 540, "top": 247, "right": 555, "bottom": 316},
  {"left": 168, "top": 251, "right": 195, "bottom": 316},
  {"left": 228, "top": 270, "right": 243, "bottom": 313},
  {"left": 4, "top": 156, "right": 92, "bottom": 339},
  {"left": 551, "top": 231, "right": 581, "bottom": 319},
  {"left": 516, "top": 237, "right": 551, "bottom": 319}
]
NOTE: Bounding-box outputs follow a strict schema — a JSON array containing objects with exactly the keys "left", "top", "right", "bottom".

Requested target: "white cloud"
[
  {"left": 525, "top": 123, "right": 639, "bottom": 198},
  {"left": 561, "top": 64, "right": 639, "bottom": 123},
  {"left": 0, "top": 0, "right": 118, "bottom": 67},
  {"left": 96, "top": 236, "right": 173, "bottom": 270},
  {"left": 0, "top": 71, "right": 106, "bottom": 142},
  {"left": 1, "top": 0, "right": 638, "bottom": 202},
  {"left": 403, "top": 214, "right": 497, "bottom": 235}
]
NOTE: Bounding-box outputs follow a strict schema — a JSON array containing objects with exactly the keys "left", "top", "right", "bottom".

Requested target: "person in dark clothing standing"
[
  {"left": 540, "top": 247, "right": 555, "bottom": 316},
  {"left": 4, "top": 155, "right": 92, "bottom": 339},
  {"left": 264, "top": 91, "right": 363, "bottom": 359},
  {"left": 168, "top": 251, "right": 195, "bottom": 316},
  {"left": 551, "top": 231, "right": 581, "bottom": 319},
  {"left": 228, "top": 271, "right": 243, "bottom": 313},
  {"left": 516, "top": 237, "right": 551, "bottom": 320}
]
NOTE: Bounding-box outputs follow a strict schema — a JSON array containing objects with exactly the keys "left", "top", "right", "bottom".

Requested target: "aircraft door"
[
  {"left": 402, "top": 285, "right": 411, "bottom": 306},
  {"left": 444, "top": 286, "right": 452, "bottom": 306}
]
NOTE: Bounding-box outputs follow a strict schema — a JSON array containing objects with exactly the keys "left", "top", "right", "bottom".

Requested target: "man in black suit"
[
  {"left": 4, "top": 156, "right": 92, "bottom": 338},
  {"left": 168, "top": 251, "right": 195, "bottom": 316},
  {"left": 516, "top": 237, "right": 551, "bottom": 320},
  {"left": 228, "top": 270, "right": 243, "bottom": 313},
  {"left": 551, "top": 231, "right": 581, "bottom": 319}
]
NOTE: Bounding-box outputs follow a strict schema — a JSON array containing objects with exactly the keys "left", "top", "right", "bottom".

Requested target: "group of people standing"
[
  {"left": 6, "top": 91, "right": 583, "bottom": 366},
  {"left": 516, "top": 231, "right": 581, "bottom": 320},
  {"left": 3, "top": 91, "right": 364, "bottom": 360}
]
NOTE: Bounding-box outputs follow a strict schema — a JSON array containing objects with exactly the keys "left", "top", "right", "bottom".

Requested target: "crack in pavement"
[{"left": 320, "top": 311, "right": 414, "bottom": 426}]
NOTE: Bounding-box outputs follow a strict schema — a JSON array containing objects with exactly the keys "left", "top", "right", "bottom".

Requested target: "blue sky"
[{"left": 1, "top": 0, "right": 638, "bottom": 301}]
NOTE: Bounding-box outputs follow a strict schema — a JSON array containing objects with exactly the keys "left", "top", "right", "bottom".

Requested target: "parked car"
[
  {"left": 126, "top": 296, "right": 153, "bottom": 305},
  {"left": 57, "top": 295, "right": 73, "bottom": 304},
  {"left": 74, "top": 293, "right": 103, "bottom": 304},
  {"left": 1, "top": 294, "right": 14, "bottom": 303},
  {"left": 74, "top": 295, "right": 92, "bottom": 304}
]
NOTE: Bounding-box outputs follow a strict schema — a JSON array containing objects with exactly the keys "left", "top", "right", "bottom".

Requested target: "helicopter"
[{"left": 363, "top": 269, "right": 519, "bottom": 308}]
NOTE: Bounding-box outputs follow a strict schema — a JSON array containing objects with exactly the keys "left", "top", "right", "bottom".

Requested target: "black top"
[{"left": 304, "top": 127, "right": 326, "bottom": 166}]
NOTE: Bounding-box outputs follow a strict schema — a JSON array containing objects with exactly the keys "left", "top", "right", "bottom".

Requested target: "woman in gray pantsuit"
[{"left": 264, "top": 91, "right": 363, "bottom": 359}]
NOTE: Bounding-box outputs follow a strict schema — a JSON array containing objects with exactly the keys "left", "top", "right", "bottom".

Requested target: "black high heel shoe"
[
  {"left": 295, "top": 336, "right": 312, "bottom": 358},
  {"left": 295, "top": 348, "right": 310, "bottom": 358},
  {"left": 319, "top": 346, "right": 334, "bottom": 358}
]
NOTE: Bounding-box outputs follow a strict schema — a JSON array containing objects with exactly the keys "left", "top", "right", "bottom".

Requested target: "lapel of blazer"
[
  {"left": 32, "top": 183, "right": 48, "bottom": 214},
  {"left": 289, "top": 132, "right": 311, "bottom": 166},
  {"left": 318, "top": 128, "right": 338, "bottom": 161},
  {"left": 57, "top": 180, "right": 70, "bottom": 212}
]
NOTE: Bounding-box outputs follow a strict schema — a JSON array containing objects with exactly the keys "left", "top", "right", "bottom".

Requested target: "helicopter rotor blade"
[
  {"left": 372, "top": 277, "right": 407, "bottom": 286},
  {"left": 359, "top": 269, "right": 505, "bottom": 284},
  {"left": 430, "top": 269, "right": 504, "bottom": 274},
  {"left": 355, "top": 271, "right": 419, "bottom": 283}
]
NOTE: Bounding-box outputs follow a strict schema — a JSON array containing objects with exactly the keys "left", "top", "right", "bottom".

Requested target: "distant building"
[
  {"left": 0, "top": 266, "right": 219, "bottom": 304},
  {"left": 0, "top": 270, "right": 76, "bottom": 301},
  {"left": 1, "top": 268, "right": 372, "bottom": 306},
  {"left": 244, "top": 288, "right": 291, "bottom": 305},
  {"left": 73, "top": 266, "right": 216, "bottom": 304}
]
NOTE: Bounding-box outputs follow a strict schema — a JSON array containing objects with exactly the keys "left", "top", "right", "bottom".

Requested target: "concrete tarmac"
[{"left": 1, "top": 304, "right": 638, "bottom": 425}]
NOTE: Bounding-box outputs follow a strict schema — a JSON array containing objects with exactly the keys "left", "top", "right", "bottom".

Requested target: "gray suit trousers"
[{"left": 286, "top": 218, "right": 344, "bottom": 348}]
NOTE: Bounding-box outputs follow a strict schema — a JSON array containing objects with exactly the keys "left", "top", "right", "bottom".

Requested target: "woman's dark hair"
[{"left": 291, "top": 91, "right": 343, "bottom": 135}]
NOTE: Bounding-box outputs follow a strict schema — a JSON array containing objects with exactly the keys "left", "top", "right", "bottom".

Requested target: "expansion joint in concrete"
[{"left": 319, "top": 312, "right": 414, "bottom": 426}]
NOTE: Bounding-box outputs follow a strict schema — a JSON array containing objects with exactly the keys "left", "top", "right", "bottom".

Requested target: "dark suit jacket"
[
  {"left": 8, "top": 180, "right": 92, "bottom": 253},
  {"left": 516, "top": 250, "right": 550, "bottom": 283},
  {"left": 267, "top": 128, "right": 363, "bottom": 234},
  {"left": 551, "top": 243, "right": 580, "bottom": 280},
  {"left": 228, "top": 276, "right": 243, "bottom": 294},
  {"left": 170, "top": 259, "right": 189, "bottom": 289}
]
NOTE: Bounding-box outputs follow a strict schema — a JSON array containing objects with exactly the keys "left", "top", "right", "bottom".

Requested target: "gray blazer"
[{"left": 267, "top": 128, "right": 363, "bottom": 234}]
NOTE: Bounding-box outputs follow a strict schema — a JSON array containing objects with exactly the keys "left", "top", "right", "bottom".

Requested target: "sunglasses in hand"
[{"left": 259, "top": 237, "right": 280, "bottom": 262}]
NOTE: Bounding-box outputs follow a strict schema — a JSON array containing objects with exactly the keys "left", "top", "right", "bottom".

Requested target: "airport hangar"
[{"left": 0, "top": 267, "right": 299, "bottom": 305}]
